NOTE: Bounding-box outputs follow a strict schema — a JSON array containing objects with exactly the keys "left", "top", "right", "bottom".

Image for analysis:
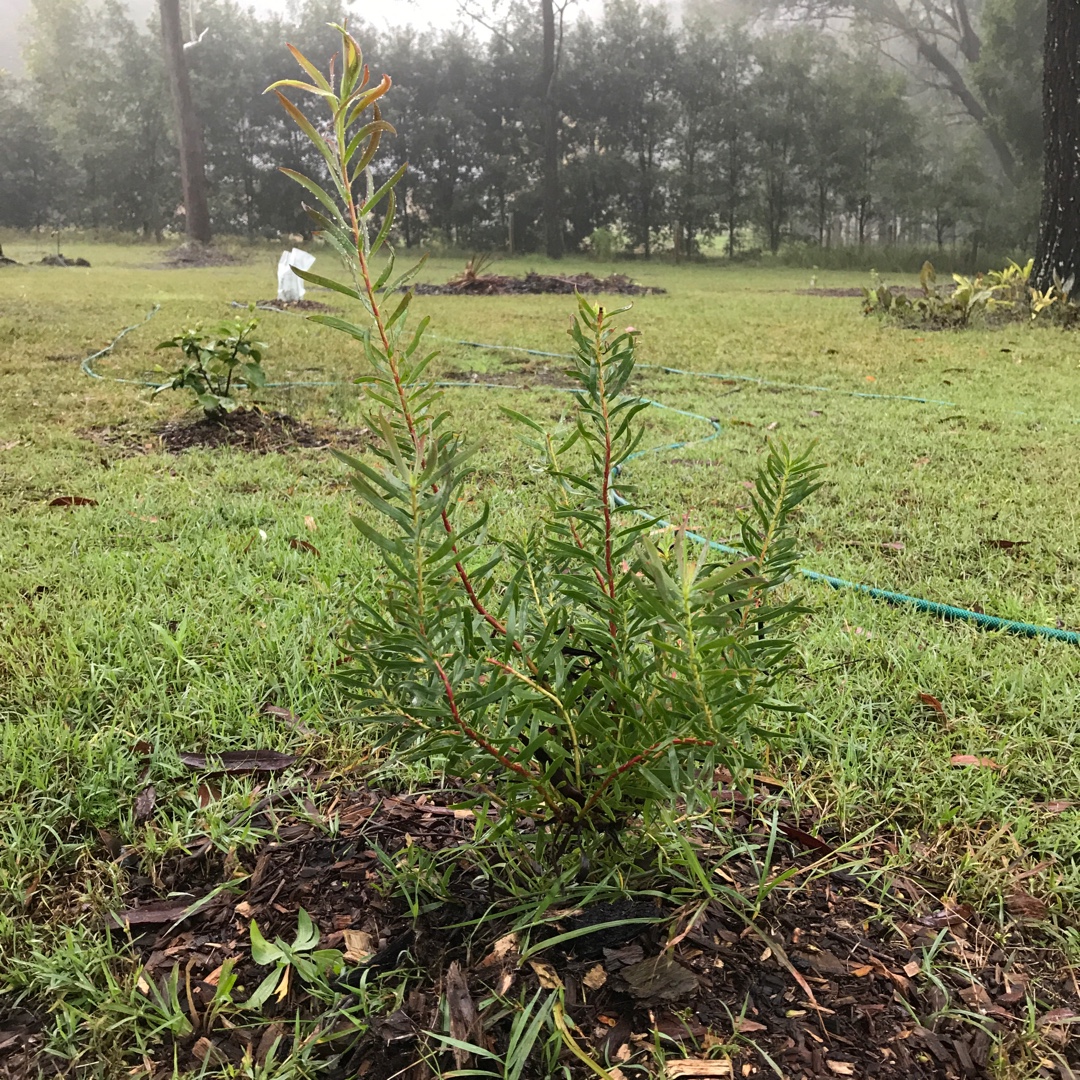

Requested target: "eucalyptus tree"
[
  {"left": 1033, "top": 0, "right": 1080, "bottom": 289},
  {"left": 159, "top": 0, "right": 211, "bottom": 242},
  {"left": 764, "top": 0, "right": 1042, "bottom": 188}
]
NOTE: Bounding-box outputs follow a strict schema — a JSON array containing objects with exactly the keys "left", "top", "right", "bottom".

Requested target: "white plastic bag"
[{"left": 277, "top": 247, "right": 316, "bottom": 301}]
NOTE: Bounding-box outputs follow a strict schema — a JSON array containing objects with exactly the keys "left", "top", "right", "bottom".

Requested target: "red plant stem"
[
  {"left": 338, "top": 115, "right": 524, "bottom": 657},
  {"left": 594, "top": 307, "right": 618, "bottom": 637},
  {"left": 582, "top": 737, "right": 716, "bottom": 816},
  {"left": 430, "top": 653, "right": 559, "bottom": 815},
  {"left": 569, "top": 518, "right": 609, "bottom": 592}
]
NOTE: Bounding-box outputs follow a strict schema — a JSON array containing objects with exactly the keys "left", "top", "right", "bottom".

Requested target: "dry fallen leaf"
[
  {"left": 826, "top": 1062, "right": 857, "bottom": 1076},
  {"left": 1006, "top": 890, "right": 1049, "bottom": 921},
  {"left": 304, "top": 515, "right": 317, "bottom": 531},
  {"left": 180, "top": 749, "right": 298, "bottom": 774},
  {"left": 477, "top": 933, "right": 518, "bottom": 967},
  {"left": 733, "top": 1017, "right": 766, "bottom": 1033},
  {"left": 528, "top": 959, "right": 563, "bottom": 990},
  {"left": 445, "top": 961, "right": 481, "bottom": 1070},
  {"left": 289, "top": 537, "right": 321, "bottom": 557},
  {"left": 918, "top": 693, "right": 947, "bottom": 718},
  {"left": 950, "top": 754, "right": 1001, "bottom": 770},
  {"left": 582, "top": 964, "right": 607, "bottom": 990},
  {"left": 343, "top": 929, "right": 375, "bottom": 963},
  {"left": 666, "top": 1061, "right": 732, "bottom": 1079},
  {"left": 49, "top": 495, "right": 97, "bottom": 507},
  {"left": 191, "top": 1037, "right": 229, "bottom": 1067},
  {"left": 134, "top": 785, "right": 157, "bottom": 824}
]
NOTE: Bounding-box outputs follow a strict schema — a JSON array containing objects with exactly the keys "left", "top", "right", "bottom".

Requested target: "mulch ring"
[
  {"left": 157, "top": 244, "right": 242, "bottom": 269},
  {"left": 5, "top": 782, "right": 1075, "bottom": 1080},
  {"left": 254, "top": 298, "right": 333, "bottom": 312},
  {"left": 794, "top": 287, "right": 925, "bottom": 299},
  {"left": 83, "top": 409, "right": 372, "bottom": 456},
  {"left": 415, "top": 271, "right": 666, "bottom": 297}
]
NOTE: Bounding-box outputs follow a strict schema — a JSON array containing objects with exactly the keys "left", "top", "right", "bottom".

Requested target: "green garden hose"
[{"left": 81, "top": 304, "right": 1080, "bottom": 645}]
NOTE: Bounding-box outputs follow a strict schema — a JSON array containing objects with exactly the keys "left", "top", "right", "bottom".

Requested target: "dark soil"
[
  {"left": 0, "top": 256, "right": 20, "bottom": 267},
  {"left": 415, "top": 271, "right": 666, "bottom": 297},
  {"left": 83, "top": 409, "right": 372, "bottom": 456},
  {"left": 4, "top": 780, "right": 1075, "bottom": 1080}
]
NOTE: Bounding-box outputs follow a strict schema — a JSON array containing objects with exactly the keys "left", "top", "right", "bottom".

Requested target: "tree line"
[{"left": 0, "top": 0, "right": 1043, "bottom": 260}]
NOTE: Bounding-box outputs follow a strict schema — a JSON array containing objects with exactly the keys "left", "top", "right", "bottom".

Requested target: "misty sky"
[
  {"left": 0, "top": 0, "right": 612, "bottom": 73},
  {"left": 0, "top": 0, "right": 540, "bottom": 73}
]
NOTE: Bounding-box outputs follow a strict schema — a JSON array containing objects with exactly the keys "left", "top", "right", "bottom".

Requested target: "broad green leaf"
[{"left": 249, "top": 920, "right": 284, "bottom": 966}]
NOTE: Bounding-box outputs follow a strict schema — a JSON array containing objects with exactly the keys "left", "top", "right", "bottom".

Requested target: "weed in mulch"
[
  {"left": 7, "top": 787, "right": 1074, "bottom": 1080},
  {"left": 415, "top": 270, "right": 666, "bottom": 297},
  {"left": 83, "top": 408, "right": 372, "bottom": 456}
]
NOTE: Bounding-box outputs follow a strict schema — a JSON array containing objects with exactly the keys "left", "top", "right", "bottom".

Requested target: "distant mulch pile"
[
  {"left": 415, "top": 270, "right": 666, "bottom": 297},
  {"left": 159, "top": 243, "right": 242, "bottom": 268},
  {"left": 37, "top": 254, "right": 91, "bottom": 267},
  {"left": 85, "top": 409, "right": 371, "bottom": 456}
]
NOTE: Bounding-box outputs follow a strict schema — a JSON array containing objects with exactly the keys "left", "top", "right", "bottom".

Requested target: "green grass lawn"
[{"left": 1, "top": 237, "right": 1078, "bottom": 1075}]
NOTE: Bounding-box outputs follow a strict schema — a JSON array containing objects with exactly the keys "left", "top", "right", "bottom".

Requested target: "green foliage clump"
[
  {"left": 269, "top": 28, "right": 820, "bottom": 866},
  {"left": 154, "top": 314, "right": 267, "bottom": 418},
  {"left": 863, "top": 259, "right": 1080, "bottom": 329}
]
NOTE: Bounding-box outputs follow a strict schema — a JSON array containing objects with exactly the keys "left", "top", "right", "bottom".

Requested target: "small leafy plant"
[
  {"left": 245, "top": 909, "right": 343, "bottom": 1009},
  {"left": 154, "top": 314, "right": 267, "bottom": 418},
  {"left": 863, "top": 258, "right": 1080, "bottom": 329},
  {"left": 269, "top": 29, "right": 820, "bottom": 867}
]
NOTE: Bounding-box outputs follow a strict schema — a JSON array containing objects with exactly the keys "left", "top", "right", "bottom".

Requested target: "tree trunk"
[
  {"left": 540, "top": 0, "right": 563, "bottom": 259},
  {"left": 1034, "top": 0, "right": 1080, "bottom": 290},
  {"left": 159, "top": 0, "right": 211, "bottom": 245}
]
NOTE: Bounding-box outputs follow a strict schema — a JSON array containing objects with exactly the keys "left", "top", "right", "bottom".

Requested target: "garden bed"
[
  {"left": 5, "top": 781, "right": 1073, "bottom": 1080},
  {"left": 83, "top": 409, "right": 372, "bottom": 456},
  {"left": 414, "top": 271, "right": 666, "bottom": 297}
]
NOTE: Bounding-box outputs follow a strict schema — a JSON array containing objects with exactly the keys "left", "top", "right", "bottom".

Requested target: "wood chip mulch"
[
  {"left": 414, "top": 271, "right": 666, "bottom": 297},
  {"left": 3, "top": 777, "right": 1075, "bottom": 1080}
]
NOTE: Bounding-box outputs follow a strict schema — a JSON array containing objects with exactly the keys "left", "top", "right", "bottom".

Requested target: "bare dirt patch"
[{"left": 84, "top": 409, "right": 371, "bottom": 456}]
